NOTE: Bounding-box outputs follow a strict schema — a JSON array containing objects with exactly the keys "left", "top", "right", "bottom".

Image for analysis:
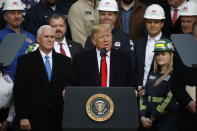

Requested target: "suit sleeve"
[
  {"left": 128, "top": 54, "right": 138, "bottom": 88},
  {"left": 171, "top": 51, "right": 193, "bottom": 106},
  {"left": 13, "top": 57, "right": 28, "bottom": 119}
]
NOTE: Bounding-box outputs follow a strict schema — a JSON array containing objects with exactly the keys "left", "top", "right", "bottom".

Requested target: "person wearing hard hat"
[
  {"left": 0, "top": 0, "right": 35, "bottom": 130},
  {"left": 84, "top": 0, "right": 134, "bottom": 57},
  {"left": 67, "top": 0, "right": 99, "bottom": 47},
  {"left": 179, "top": 1, "right": 197, "bottom": 34},
  {"left": 162, "top": 0, "right": 187, "bottom": 36},
  {"left": 0, "top": 0, "right": 35, "bottom": 84},
  {"left": 140, "top": 38, "right": 178, "bottom": 130},
  {"left": 134, "top": 4, "right": 167, "bottom": 92}
]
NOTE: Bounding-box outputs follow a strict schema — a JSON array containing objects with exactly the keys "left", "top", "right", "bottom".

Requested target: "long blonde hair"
[{"left": 153, "top": 52, "right": 174, "bottom": 87}]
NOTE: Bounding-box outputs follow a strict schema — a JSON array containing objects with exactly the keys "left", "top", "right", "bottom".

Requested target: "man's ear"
[
  {"left": 36, "top": 36, "right": 40, "bottom": 43},
  {"left": 91, "top": 35, "right": 96, "bottom": 46}
]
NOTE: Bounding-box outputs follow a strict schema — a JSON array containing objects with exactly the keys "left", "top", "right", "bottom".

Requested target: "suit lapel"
[
  {"left": 67, "top": 39, "right": 74, "bottom": 58},
  {"left": 109, "top": 49, "right": 120, "bottom": 86},
  {"left": 109, "top": 50, "right": 115, "bottom": 86},
  {"left": 141, "top": 36, "right": 148, "bottom": 67},
  {"left": 33, "top": 49, "right": 50, "bottom": 86},
  {"left": 50, "top": 50, "right": 58, "bottom": 85},
  {"left": 89, "top": 49, "right": 100, "bottom": 85}
]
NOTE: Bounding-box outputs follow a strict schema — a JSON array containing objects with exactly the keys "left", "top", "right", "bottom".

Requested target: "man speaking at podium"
[{"left": 71, "top": 24, "right": 137, "bottom": 88}]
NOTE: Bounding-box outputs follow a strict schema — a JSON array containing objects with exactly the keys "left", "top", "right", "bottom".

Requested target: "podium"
[{"left": 62, "top": 87, "right": 139, "bottom": 131}]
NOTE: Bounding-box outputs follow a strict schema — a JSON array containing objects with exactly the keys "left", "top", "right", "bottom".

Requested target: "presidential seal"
[{"left": 86, "top": 94, "right": 114, "bottom": 122}]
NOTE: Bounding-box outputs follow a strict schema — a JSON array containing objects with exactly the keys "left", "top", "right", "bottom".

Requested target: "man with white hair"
[
  {"left": 134, "top": 4, "right": 166, "bottom": 88},
  {"left": 14, "top": 25, "right": 71, "bottom": 131}
]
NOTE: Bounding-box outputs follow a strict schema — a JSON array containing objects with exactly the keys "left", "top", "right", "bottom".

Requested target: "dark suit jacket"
[
  {"left": 134, "top": 35, "right": 167, "bottom": 86},
  {"left": 162, "top": 4, "right": 182, "bottom": 37},
  {"left": 66, "top": 39, "right": 83, "bottom": 58},
  {"left": 13, "top": 49, "right": 71, "bottom": 131},
  {"left": 171, "top": 50, "right": 195, "bottom": 106},
  {"left": 71, "top": 48, "right": 137, "bottom": 87}
]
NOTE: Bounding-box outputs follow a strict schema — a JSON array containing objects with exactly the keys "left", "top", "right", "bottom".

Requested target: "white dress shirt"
[
  {"left": 143, "top": 32, "right": 162, "bottom": 86},
  {"left": 96, "top": 48, "right": 110, "bottom": 87},
  {"left": 39, "top": 49, "right": 53, "bottom": 69},
  {"left": 54, "top": 37, "right": 71, "bottom": 58}
]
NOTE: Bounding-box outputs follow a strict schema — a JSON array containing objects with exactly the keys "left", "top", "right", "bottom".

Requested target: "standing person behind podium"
[
  {"left": 13, "top": 25, "right": 71, "bottom": 131},
  {"left": 48, "top": 13, "right": 83, "bottom": 59},
  {"left": 71, "top": 24, "right": 137, "bottom": 87},
  {"left": 140, "top": 39, "right": 178, "bottom": 131}
]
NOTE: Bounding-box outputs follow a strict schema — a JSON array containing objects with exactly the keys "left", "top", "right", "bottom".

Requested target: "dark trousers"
[
  {"left": 0, "top": 108, "right": 9, "bottom": 123},
  {"left": 178, "top": 108, "right": 196, "bottom": 131},
  {"left": 0, "top": 108, "right": 13, "bottom": 131},
  {"left": 139, "top": 112, "right": 178, "bottom": 131}
]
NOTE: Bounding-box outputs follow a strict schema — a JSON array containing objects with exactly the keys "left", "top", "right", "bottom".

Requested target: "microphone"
[{"left": 100, "top": 48, "right": 107, "bottom": 58}]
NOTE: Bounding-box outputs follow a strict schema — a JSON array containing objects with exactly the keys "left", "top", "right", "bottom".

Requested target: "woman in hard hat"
[{"left": 139, "top": 38, "right": 178, "bottom": 131}]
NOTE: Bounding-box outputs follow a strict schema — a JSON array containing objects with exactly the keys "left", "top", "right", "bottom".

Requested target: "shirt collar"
[
  {"left": 55, "top": 37, "right": 67, "bottom": 45},
  {"left": 148, "top": 32, "right": 162, "bottom": 42},
  {"left": 5, "top": 26, "right": 24, "bottom": 33},
  {"left": 39, "top": 49, "right": 53, "bottom": 60},
  {"left": 96, "top": 48, "right": 111, "bottom": 58}
]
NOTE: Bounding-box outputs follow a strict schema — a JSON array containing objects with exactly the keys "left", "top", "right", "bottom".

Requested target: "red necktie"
[
  {"left": 101, "top": 56, "right": 107, "bottom": 87},
  {"left": 172, "top": 8, "right": 178, "bottom": 25},
  {"left": 59, "top": 43, "right": 66, "bottom": 56}
]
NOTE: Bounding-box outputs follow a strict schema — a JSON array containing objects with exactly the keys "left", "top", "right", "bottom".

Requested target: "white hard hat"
[
  {"left": 97, "top": 0, "right": 119, "bottom": 12},
  {"left": 3, "top": 0, "right": 25, "bottom": 11},
  {"left": 144, "top": 4, "right": 165, "bottom": 20},
  {"left": 179, "top": 1, "right": 197, "bottom": 16}
]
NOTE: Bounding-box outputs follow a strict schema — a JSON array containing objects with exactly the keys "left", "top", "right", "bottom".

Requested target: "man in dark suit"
[
  {"left": 134, "top": 4, "right": 166, "bottom": 88},
  {"left": 162, "top": 0, "right": 187, "bottom": 37},
  {"left": 13, "top": 25, "right": 71, "bottom": 131},
  {"left": 71, "top": 24, "right": 137, "bottom": 87},
  {"left": 48, "top": 13, "right": 83, "bottom": 59}
]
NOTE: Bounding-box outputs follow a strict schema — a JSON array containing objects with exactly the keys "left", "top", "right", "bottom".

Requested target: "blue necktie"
[{"left": 44, "top": 56, "right": 51, "bottom": 81}]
